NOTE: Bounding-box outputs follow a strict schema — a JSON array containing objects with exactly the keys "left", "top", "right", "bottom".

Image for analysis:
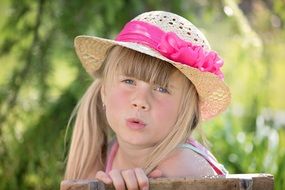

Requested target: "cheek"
[
  {"left": 106, "top": 88, "right": 129, "bottom": 108},
  {"left": 104, "top": 87, "right": 130, "bottom": 125},
  {"left": 154, "top": 99, "right": 180, "bottom": 126}
]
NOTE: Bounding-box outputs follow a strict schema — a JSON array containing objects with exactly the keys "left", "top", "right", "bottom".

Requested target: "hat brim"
[{"left": 74, "top": 35, "right": 231, "bottom": 120}]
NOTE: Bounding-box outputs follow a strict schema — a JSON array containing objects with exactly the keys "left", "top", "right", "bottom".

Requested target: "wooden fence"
[{"left": 60, "top": 173, "right": 274, "bottom": 190}]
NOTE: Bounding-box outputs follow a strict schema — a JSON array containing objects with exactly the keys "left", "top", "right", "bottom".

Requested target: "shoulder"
[{"left": 156, "top": 148, "right": 216, "bottom": 177}]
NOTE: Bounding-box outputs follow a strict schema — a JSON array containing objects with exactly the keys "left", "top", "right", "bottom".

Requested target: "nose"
[
  {"left": 132, "top": 102, "right": 149, "bottom": 110},
  {"left": 131, "top": 87, "right": 151, "bottom": 111}
]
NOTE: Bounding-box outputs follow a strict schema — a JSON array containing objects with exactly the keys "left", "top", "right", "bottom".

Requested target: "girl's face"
[{"left": 101, "top": 70, "right": 188, "bottom": 148}]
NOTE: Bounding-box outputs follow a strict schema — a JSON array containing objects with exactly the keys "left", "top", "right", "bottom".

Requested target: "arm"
[{"left": 156, "top": 148, "right": 216, "bottom": 177}]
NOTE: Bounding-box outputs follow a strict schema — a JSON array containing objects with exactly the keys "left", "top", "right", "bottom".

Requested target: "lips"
[{"left": 126, "top": 118, "right": 146, "bottom": 130}]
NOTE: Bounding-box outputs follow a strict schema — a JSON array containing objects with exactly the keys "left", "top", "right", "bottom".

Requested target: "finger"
[
  {"left": 134, "top": 168, "right": 149, "bottom": 190},
  {"left": 148, "top": 169, "right": 163, "bottom": 178},
  {"left": 95, "top": 171, "right": 112, "bottom": 184},
  {"left": 109, "top": 169, "right": 126, "bottom": 190},
  {"left": 121, "top": 169, "right": 139, "bottom": 190}
]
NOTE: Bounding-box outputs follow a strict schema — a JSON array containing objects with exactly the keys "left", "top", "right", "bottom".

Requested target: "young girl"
[{"left": 64, "top": 11, "right": 231, "bottom": 190}]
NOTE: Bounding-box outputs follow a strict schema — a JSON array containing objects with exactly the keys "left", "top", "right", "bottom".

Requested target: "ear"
[{"left": 100, "top": 84, "right": 106, "bottom": 105}]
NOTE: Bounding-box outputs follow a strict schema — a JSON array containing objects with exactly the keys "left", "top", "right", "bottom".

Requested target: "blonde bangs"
[{"left": 104, "top": 46, "right": 176, "bottom": 87}]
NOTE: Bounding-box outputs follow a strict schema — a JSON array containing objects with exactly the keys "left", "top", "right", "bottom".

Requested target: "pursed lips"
[{"left": 126, "top": 118, "right": 147, "bottom": 129}]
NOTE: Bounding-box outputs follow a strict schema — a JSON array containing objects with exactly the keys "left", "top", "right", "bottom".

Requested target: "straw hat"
[{"left": 74, "top": 11, "right": 231, "bottom": 120}]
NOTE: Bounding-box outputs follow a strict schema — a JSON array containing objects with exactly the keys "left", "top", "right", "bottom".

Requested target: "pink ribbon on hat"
[{"left": 115, "top": 20, "right": 224, "bottom": 79}]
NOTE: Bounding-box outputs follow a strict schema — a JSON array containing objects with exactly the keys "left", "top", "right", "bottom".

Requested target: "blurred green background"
[{"left": 0, "top": 0, "right": 284, "bottom": 189}]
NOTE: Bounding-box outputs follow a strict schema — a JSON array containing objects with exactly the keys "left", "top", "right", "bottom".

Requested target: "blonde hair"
[{"left": 64, "top": 46, "right": 200, "bottom": 179}]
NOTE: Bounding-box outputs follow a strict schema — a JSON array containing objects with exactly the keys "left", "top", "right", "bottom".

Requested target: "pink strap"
[
  {"left": 105, "top": 141, "right": 119, "bottom": 173},
  {"left": 186, "top": 139, "right": 227, "bottom": 175},
  {"left": 115, "top": 20, "right": 224, "bottom": 79}
]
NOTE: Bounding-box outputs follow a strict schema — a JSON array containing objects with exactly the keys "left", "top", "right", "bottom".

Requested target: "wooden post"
[{"left": 60, "top": 174, "right": 274, "bottom": 190}]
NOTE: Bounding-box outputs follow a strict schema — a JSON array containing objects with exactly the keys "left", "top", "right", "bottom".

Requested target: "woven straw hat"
[{"left": 74, "top": 11, "right": 231, "bottom": 120}]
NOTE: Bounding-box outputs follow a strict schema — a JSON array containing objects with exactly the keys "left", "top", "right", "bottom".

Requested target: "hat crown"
[{"left": 132, "top": 11, "right": 211, "bottom": 50}]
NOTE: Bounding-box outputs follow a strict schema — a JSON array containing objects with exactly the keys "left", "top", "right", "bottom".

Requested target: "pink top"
[
  {"left": 105, "top": 141, "right": 119, "bottom": 174},
  {"left": 105, "top": 138, "right": 227, "bottom": 176}
]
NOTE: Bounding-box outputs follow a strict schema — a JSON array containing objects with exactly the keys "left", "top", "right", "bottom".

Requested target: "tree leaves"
[{"left": 0, "top": 0, "right": 285, "bottom": 189}]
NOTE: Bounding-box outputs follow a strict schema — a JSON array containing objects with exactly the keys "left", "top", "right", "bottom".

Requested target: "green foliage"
[{"left": 0, "top": 0, "right": 284, "bottom": 189}]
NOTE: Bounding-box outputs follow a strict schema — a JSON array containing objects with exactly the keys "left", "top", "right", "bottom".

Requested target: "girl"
[{"left": 64, "top": 11, "right": 231, "bottom": 190}]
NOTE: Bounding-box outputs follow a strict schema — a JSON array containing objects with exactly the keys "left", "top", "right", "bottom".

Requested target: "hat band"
[{"left": 115, "top": 20, "right": 224, "bottom": 79}]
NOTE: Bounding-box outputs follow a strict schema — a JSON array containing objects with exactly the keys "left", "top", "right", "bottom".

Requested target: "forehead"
[{"left": 167, "top": 71, "right": 189, "bottom": 89}]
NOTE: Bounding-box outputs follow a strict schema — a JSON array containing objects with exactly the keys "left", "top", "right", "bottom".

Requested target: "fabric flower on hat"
[{"left": 157, "top": 32, "right": 224, "bottom": 79}]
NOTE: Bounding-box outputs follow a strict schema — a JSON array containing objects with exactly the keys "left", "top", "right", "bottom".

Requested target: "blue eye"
[
  {"left": 155, "top": 86, "right": 169, "bottom": 94},
  {"left": 122, "top": 79, "right": 135, "bottom": 85}
]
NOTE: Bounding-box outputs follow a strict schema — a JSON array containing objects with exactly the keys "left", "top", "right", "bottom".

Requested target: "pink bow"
[{"left": 115, "top": 21, "right": 224, "bottom": 79}]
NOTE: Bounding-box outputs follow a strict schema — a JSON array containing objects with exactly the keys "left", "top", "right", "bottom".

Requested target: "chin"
[{"left": 122, "top": 136, "right": 155, "bottom": 147}]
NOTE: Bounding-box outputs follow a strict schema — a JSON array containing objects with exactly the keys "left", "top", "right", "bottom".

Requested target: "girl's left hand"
[{"left": 95, "top": 168, "right": 162, "bottom": 190}]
